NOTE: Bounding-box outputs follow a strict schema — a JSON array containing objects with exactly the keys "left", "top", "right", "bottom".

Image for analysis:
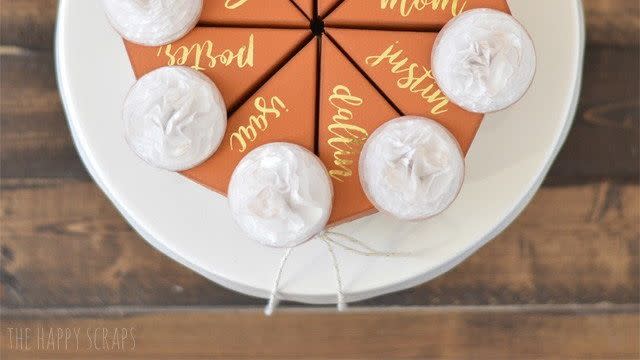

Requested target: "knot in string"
[{"left": 265, "top": 231, "right": 411, "bottom": 316}]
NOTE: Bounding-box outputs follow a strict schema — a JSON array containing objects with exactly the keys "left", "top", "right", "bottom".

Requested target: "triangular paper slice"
[
  {"left": 290, "top": 0, "right": 314, "bottom": 19},
  {"left": 200, "top": 0, "right": 308, "bottom": 27},
  {"left": 182, "top": 39, "right": 318, "bottom": 195},
  {"left": 328, "top": 28, "right": 483, "bottom": 153},
  {"left": 125, "top": 28, "right": 309, "bottom": 111},
  {"left": 319, "top": 0, "right": 343, "bottom": 17},
  {"left": 319, "top": 37, "right": 401, "bottom": 224},
  {"left": 325, "top": 0, "right": 510, "bottom": 29}
]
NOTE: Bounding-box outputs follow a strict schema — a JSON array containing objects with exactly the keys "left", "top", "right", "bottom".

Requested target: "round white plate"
[{"left": 56, "top": 0, "right": 585, "bottom": 304}]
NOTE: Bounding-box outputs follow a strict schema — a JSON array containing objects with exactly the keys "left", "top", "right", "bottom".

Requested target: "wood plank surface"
[
  {"left": 583, "top": 0, "right": 640, "bottom": 46},
  {"left": 0, "top": 0, "right": 57, "bottom": 50},
  {"left": 0, "top": 0, "right": 638, "bottom": 308},
  {"left": 1, "top": 306, "right": 638, "bottom": 359},
  {"left": 0, "top": 0, "right": 638, "bottom": 358},
  {"left": 1, "top": 180, "right": 637, "bottom": 307}
]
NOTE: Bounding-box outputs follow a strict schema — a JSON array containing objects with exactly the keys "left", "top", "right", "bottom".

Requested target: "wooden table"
[{"left": 1, "top": 1, "right": 638, "bottom": 358}]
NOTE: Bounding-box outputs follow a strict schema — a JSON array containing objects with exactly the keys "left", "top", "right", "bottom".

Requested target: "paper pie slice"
[
  {"left": 290, "top": 0, "right": 314, "bottom": 19},
  {"left": 319, "top": 37, "right": 401, "bottom": 224},
  {"left": 125, "top": 28, "right": 309, "bottom": 111},
  {"left": 200, "top": 0, "right": 308, "bottom": 27},
  {"left": 325, "top": 0, "right": 510, "bottom": 29},
  {"left": 328, "top": 28, "right": 483, "bottom": 153},
  {"left": 182, "top": 39, "right": 318, "bottom": 195},
  {"left": 319, "top": 0, "right": 343, "bottom": 17}
]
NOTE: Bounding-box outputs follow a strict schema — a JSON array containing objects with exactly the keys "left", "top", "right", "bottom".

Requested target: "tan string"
[
  {"left": 322, "top": 231, "right": 413, "bottom": 257},
  {"left": 264, "top": 247, "right": 293, "bottom": 316},
  {"left": 322, "top": 237, "right": 347, "bottom": 311},
  {"left": 264, "top": 231, "right": 410, "bottom": 316}
]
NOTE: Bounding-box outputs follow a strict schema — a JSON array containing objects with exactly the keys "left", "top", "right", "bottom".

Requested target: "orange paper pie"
[{"left": 123, "top": 0, "right": 511, "bottom": 224}]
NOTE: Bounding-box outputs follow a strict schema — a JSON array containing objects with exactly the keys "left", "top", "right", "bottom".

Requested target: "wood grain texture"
[
  {"left": 583, "top": 0, "right": 640, "bottom": 46},
  {"left": 0, "top": 1, "right": 639, "bottom": 358},
  {"left": 0, "top": 0, "right": 638, "bottom": 310},
  {"left": 548, "top": 45, "right": 639, "bottom": 185},
  {"left": 1, "top": 307, "right": 638, "bottom": 359},
  {"left": 1, "top": 180, "right": 637, "bottom": 307},
  {"left": 0, "top": 52, "right": 88, "bottom": 180},
  {"left": 0, "top": 0, "right": 58, "bottom": 50}
]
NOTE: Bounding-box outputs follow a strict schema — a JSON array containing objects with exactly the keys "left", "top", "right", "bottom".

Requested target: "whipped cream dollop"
[
  {"left": 228, "top": 143, "right": 333, "bottom": 248},
  {"left": 359, "top": 117, "right": 465, "bottom": 220},
  {"left": 432, "top": 9, "right": 536, "bottom": 113},
  {"left": 124, "top": 66, "right": 227, "bottom": 171},
  {"left": 103, "top": 0, "right": 202, "bottom": 46}
]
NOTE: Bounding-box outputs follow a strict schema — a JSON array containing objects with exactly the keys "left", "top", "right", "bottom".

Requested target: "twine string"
[
  {"left": 322, "top": 237, "right": 347, "bottom": 311},
  {"left": 264, "top": 231, "right": 411, "bottom": 316},
  {"left": 264, "top": 247, "right": 293, "bottom": 316},
  {"left": 323, "top": 231, "right": 412, "bottom": 257}
]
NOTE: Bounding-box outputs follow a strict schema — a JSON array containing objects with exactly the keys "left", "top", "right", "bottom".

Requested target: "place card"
[
  {"left": 182, "top": 40, "right": 318, "bottom": 194},
  {"left": 125, "top": 27, "right": 309, "bottom": 110},
  {"left": 318, "top": 38, "right": 401, "bottom": 224},
  {"left": 328, "top": 28, "right": 483, "bottom": 153}
]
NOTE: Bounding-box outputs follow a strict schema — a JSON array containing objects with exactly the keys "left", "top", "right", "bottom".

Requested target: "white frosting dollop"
[
  {"left": 359, "top": 116, "right": 465, "bottom": 220},
  {"left": 103, "top": 0, "right": 202, "bottom": 46},
  {"left": 228, "top": 143, "right": 333, "bottom": 248},
  {"left": 432, "top": 9, "right": 536, "bottom": 113},
  {"left": 124, "top": 66, "right": 227, "bottom": 171}
]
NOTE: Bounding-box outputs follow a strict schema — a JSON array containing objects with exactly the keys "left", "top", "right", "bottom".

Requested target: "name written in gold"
[
  {"left": 157, "top": 34, "right": 255, "bottom": 71},
  {"left": 327, "top": 85, "right": 369, "bottom": 182},
  {"left": 365, "top": 42, "right": 449, "bottom": 115},
  {"left": 230, "top": 96, "right": 288, "bottom": 153},
  {"left": 380, "top": 0, "right": 467, "bottom": 17}
]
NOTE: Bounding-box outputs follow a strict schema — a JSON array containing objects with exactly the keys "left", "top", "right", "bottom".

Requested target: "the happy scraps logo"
[{"left": 4, "top": 326, "right": 136, "bottom": 353}]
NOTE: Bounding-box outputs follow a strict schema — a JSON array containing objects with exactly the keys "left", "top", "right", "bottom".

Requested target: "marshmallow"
[
  {"left": 359, "top": 116, "right": 465, "bottom": 220},
  {"left": 124, "top": 66, "right": 226, "bottom": 171},
  {"left": 432, "top": 9, "right": 536, "bottom": 113},
  {"left": 103, "top": 0, "right": 202, "bottom": 46},
  {"left": 228, "top": 143, "right": 333, "bottom": 248}
]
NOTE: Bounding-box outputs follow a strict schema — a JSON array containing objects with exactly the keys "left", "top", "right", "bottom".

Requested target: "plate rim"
[{"left": 55, "top": 0, "right": 586, "bottom": 304}]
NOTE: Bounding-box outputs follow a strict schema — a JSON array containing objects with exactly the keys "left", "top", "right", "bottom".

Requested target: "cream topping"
[
  {"left": 432, "top": 9, "right": 536, "bottom": 113},
  {"left": 103, "top": 0, "right": 202, "bottom": 46},
  {"left": 228, "top": 143, "right": 333, "bottom": 248},
  {"left": 124, "top": 66, "right": 226, "bottom": 171},
  {"left": 359, "top": 117, "right": 465, "bottom": 220}
]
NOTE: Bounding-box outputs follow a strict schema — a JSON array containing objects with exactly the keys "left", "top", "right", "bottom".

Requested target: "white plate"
[{"left": 56, "top": 0, "right": 585, "bottom": 304}]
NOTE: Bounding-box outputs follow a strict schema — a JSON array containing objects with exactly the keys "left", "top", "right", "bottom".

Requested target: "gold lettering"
[
  {"left": 230, "top": 96, "right": 287, "bottom": 152},
  {"left": 327, "top": 85, "right": 369, "bottom": 182},
  {"left": 380, "top": 0, "right": 467, "bottom": 17},
  {"left": 225, "top": 0, "right": 250, "bottom": 9},
  {"left": 157, "top": 35, "right": 254, "bottom": 71},
  {"left": 365, "top": 42, "right": 449, "bottom": 115}
]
